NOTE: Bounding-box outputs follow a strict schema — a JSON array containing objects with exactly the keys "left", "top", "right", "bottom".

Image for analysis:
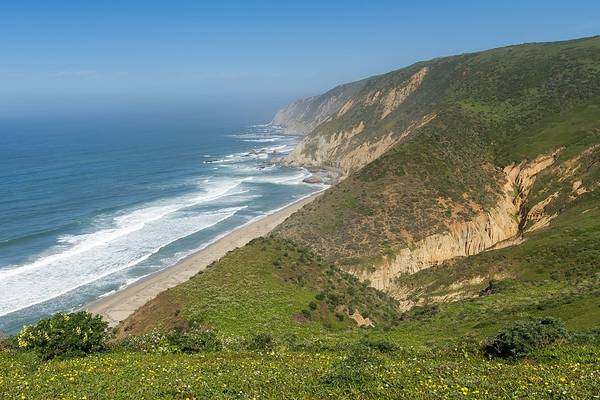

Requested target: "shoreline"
[{"left": 85, "top": 191, "right": 322, "bottom": 326}]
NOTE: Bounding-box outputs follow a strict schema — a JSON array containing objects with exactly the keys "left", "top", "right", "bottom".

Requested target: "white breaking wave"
[
  {"left": 0, "top": 123, "right": 321, "bottom": 324},
  {"left": 241, "top": 138, "right": 279, "bottom": 143},
  {"left": 248, "top": 170, "right": 311, "bottom": 185},
  {"left": 0, "top": 178, "right": 249, "bottom": 317},
  {"left": 0, "top": 179, "right": 244, "bottom": 281},
  {"left": 0, "top": 206, "right": 245, "bottom": 317}
]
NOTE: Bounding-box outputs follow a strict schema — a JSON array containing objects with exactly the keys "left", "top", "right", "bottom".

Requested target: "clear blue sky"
[{"left": 1, "top": 1, "right": 599, "bottom": 104}]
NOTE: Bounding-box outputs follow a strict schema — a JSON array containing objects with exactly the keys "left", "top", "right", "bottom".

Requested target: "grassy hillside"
[
  {"left": 3, "top": 228, "right": 600, "bottom": 398},
  {"left": 116, "top": 237, "right": 401, "bottom": 339},
  {"left": 277, "top": 36, "right": 600, "bottom": 275}
]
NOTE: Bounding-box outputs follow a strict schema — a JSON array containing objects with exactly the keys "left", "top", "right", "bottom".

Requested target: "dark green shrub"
[
  {"left": 168, "top": 329, "right": 222, "bottom": 353},
  {"left": 321, "top": 344, "right": 383, "bottom": 387},
  {"left": 17, "top": 311, "right": 108, "bottom": 360},
  {"left": 0, "top": 336, "right": 17, "bottom": 353},
  {"left": 122, "top": 328, "right": 222, "bottom": 353},
  {"left": 485, "top": 317, "right": 567, "bottom": 358},
  {"left": 401, "top": 304, "right": 439, "bottom": 320},
  {"left": 359, "top": 337, "right": 398, "bottom": 353},
  {"left": 308, "top": 301, "right": 318, "bottom": 310},
  {"left": 479, "top": 280, "right": 504, "bottom": 296},
  {"left": 120, "top": 329, "right": 176, "bottom": 353},
  {"left": 247, "top": 333, "right": 274, "bottom": 351}
]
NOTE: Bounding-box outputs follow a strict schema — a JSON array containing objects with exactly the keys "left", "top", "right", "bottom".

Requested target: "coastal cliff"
[
  {"left": 271, "top": 80, "right": 366, "bottom": 134},
  {"left": 281, "top": 66, "right": 434, "bottom": 175},
  {"left": 356, "top": 151, "right": 561, "bottom": 296},
  {"left": 276, "top": 36, "right": 600, "bottom": 304}
]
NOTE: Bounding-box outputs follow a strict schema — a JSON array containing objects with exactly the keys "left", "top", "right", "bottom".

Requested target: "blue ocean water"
[{"left": 0, "top": 113, "right": 321, "bottom": 334}]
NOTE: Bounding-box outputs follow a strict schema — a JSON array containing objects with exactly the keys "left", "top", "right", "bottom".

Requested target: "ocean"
[{"left": 0, "top": 110, "right": 321, "bottom": 334}]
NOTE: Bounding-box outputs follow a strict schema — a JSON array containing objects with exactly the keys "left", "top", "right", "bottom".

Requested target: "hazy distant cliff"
[{"left": 271, "top": 80, "right": 365, "bottom": 135}]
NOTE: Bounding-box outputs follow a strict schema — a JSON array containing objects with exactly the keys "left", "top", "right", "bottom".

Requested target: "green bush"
[
  {"left": 120, "top": 329, "right": 176, "bottom": 354},
  {"left": 17, "top": 311, "right": 108, "bottom": 360},
  {"left": 168, "top": 329, "right": 222, "bottom": 353},
  {"left": 485, "top": 317, "right": 568, "bottom": 358},
  {"left": 247, "top": 333, "right": 274, "bottom": 351},
  {"left": 359, "top": 337, "right": 398, "bottom": 353},
  {"left": 0, "top": 336, "right": 17, "bottom": 353},
  {"left": 121, "top": 328, "right": 222, "bottom": 354},
  {"left": 321, "top": 344, "right": 384, "bottom": 387}
]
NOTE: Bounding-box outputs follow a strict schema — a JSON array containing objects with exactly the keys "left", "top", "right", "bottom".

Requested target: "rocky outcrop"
[
  {"left": 355, "top": 151, "right": 561, "bottom": 295},
  {"left": 349, "top": 311, "right": 375, "bottom": 328},
  {"left": 380, "top": 67, "right": 429, "bottom": 119},
  {"left": 285, "top": 113, "right": 437, "bottom": 175}
]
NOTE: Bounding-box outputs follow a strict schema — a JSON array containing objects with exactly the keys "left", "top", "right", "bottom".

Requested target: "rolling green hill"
[{"left": 276, "top": 36, "right": 600, "bottom": 301}]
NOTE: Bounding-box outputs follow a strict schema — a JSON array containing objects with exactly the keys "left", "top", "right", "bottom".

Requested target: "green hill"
[{"left": 276, "top": 36, "right": 600, "bottom": 301}]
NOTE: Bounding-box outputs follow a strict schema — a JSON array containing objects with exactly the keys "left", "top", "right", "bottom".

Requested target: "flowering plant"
[{"left": 17, "top": 311, "right": 108, "bottom": 360}]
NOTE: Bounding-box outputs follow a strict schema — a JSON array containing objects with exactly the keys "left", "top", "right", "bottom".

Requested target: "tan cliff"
[
  {"left": 283, "top": 67, "right": 432, "bottom": 175},
  {"left": 354, "top": 151, "right": 561, "bottom": 297}
]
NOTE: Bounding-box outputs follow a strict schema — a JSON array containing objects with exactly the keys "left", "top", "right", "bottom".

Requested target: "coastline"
[{"left": 85, "top": 191, "right": 322, "bottom": 327}]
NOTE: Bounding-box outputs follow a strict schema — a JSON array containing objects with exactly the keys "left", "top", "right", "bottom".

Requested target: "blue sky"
[{"left": 1, "top": 1, "right": 599, "bottom": 103}]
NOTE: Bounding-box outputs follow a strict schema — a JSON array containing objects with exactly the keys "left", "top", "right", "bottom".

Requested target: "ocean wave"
[
  {"left": 0, "top": 206, "right": 246, "bottom": 317},
  {"left": 247, "top": 170, "right": 311, "bottom": 185},
  {"left": 0, "top": 179, "right": 245, "bottom": 282},
  {"left": 241, "top": 138, "right": 279, "bottom": 143}
]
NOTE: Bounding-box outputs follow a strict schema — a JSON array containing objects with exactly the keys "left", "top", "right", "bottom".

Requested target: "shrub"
[
  {"left": 321, "top": 344, "right": 383, "bottom": 387},
  {"left": 121, "top": 328, "right": 222, "bottom": 354},
  {"left": 168, "top": 329, "right": 222, "bottom": 353},
  {"left": 120, "top": 329, "right": 176, "bottom": 354},
  {"left": 17, "top": 311, "right": 108, "bottom": 360},
  {"left": 359, "top": 337, "right": 398, "bottom": 353},
  {"left": 485, "top": 317, "right": 567, "bottom": 358},
  {"left": 247, "top": 333, "right": 274, "bottom": 351},
  {"left": 479, "top": 280, "right": 503, "bottom": 296},
  {"left": 308, "top": 301, "right": 318, "bottom": 310},
  {"left": 0, "top": 336, "right": 17, "bottom": 353},
  {"left": 401, "top": 304, "right": 439, "bottom": 320}
]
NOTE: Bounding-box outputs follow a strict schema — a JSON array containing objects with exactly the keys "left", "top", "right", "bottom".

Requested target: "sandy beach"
[{"left": 85, "top": 191, "right": 321, "bottom": 326}]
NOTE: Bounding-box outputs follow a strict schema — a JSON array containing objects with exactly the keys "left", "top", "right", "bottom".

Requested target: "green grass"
[
  {"left": 117, "top": 237, "right": 401, "bottom": 339},
  {"left": 1, "top": 343, "right": 599, "bottom": 399}
]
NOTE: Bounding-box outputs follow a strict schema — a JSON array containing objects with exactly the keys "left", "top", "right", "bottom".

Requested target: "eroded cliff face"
[
  {"left": 284, "top": 67, "right": 432, "bottom": 174},
  {"left": 354, "top": 151, "right": 562, "bottom": 296},
  {"left": 285, "top": 113, "right": 437, "bottom": 176}
]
